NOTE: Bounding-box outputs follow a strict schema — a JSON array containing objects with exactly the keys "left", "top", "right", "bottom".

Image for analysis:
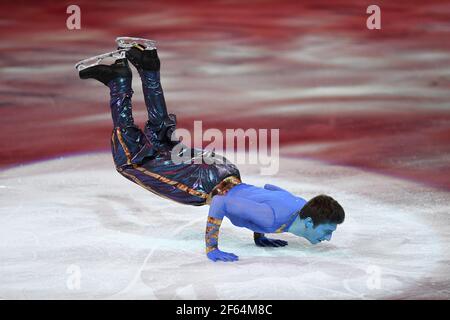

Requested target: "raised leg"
[
  {"left": 126, "top": 47, "right": 177, "bottom": 148},
  {"left": 78, "top": 57, "right": 135, "bottom": 129},
  {"left": 106, "top": 66, "right": 147, "bottom": 168},
  {"left": 77, "top": 48, "right": 241, "bottom": 208},
  {"left": 107, "top": 69, "right": 135, "bottom": 128},
  {"left": 78, "top": 56, "right": 153, "bottom": 168}
]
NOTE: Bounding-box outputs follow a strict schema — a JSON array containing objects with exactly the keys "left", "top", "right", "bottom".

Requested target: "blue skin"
[
  {"left": 207, "top": 217, "right": 338, "bottom": 262},
  {"left": 287, "top": 217, "right": 337, "bottom": 245},
  {"left": 206, "top": 183, "right": 339, "bottom": 262}
]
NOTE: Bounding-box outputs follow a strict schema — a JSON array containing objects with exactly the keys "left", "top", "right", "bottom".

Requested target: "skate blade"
[
  {"left": 74, "top": 49, "right": 127, "bottom": 71},
  {"left": 116, "top": 37, "right": 157, "bottom": 50}
]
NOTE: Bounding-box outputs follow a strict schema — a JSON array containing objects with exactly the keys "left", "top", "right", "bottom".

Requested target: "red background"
[{"left": 1, "top": 0, "right": 449, "bottom": 190}]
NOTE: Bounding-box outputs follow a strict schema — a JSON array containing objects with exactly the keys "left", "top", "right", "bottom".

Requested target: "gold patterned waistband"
[{"left": 206, "top": 175, "right": 241, "bottom": 204}]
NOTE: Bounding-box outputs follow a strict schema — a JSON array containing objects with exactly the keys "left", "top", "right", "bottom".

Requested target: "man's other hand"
[{"left": 254, "top": 232, "right": 288, "bottom": 247}]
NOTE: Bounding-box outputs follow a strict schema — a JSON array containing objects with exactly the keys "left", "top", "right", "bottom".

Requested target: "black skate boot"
[
  {"left": 125, "top": 45, "right": 160, "bottom": 72},
  {"left": 115, "top": 37, "right": 159, "bottom": 71},
  {"left": 79, "top": 58, "right": 132, "bottom": 86},
  {"left": 121, "top": 43, "right": 178, "bottom": 148}
]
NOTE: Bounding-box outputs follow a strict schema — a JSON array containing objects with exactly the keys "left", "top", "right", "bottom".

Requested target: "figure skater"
[{"left": 76, "top": 38, "right": 345, "bottom": 262}]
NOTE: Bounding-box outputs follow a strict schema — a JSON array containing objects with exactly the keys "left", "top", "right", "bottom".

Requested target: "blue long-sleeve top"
[{"left": 208, "top": 183, "right": 307, "bottom": 233}]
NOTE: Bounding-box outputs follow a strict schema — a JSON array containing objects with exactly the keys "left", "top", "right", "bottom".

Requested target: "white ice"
[{"left": 0, "top": 153, "right": 449, "bottom": 299}]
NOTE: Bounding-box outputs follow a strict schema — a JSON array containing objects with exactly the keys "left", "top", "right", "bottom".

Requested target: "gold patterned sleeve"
[{"left": 205, "top": 216, "right": 223, "bottom": 254}]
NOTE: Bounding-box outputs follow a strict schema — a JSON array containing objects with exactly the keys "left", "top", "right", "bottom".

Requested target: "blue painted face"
[
  {"left": 304, "top": 221, "right": 337, "bottom": 244},
  {"left": 287, "top": 217, "right": 338, "bottom": 244}
]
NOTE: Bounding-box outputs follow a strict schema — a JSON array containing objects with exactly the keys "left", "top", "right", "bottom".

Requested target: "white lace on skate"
[
  {"left": 116, "top": 37, "right": 157, "bottom": 50},
  {"left": 74, "top": 49, "right": 128, "bottom": 71}
]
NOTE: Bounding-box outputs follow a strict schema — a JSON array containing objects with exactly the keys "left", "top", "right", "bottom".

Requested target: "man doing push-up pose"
[{"left": 76, "top": 37, "right": 345, "bottom": 262}]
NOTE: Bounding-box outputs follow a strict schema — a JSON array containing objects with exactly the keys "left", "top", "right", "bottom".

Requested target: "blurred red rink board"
[{"left": 0, "top": 0, "right": 449, "bottom": 190}]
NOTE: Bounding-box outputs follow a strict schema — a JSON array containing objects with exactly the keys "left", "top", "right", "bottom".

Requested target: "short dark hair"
[{"left": 299, "top": 194, "right": 345, "bottom": 226}]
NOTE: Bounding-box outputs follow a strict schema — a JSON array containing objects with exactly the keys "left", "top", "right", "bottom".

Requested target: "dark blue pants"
[{"left": 108, "top": 70, "right": 240, "bottom": 206}]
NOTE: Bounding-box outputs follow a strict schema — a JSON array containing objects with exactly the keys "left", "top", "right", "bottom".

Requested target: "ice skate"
[
  {"left": 75, "top": 49, "right": 128, "bottom": 71},
  {"left": 76, "top": 51, "right": 132, "bottom": 86},
  {"left": 116, "top": 36, "right": 157, "bottom": 51},
  {"left": 124, "top": 43, "right": 160, "bottom": 71}
]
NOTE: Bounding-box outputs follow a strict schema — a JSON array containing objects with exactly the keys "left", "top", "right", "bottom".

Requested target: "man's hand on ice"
[
  {"left": 254, "top": 232, "right": 288, "bottom": 247},
  {"left": 207, "top": 249, "right": 239, "bottom": 262}
]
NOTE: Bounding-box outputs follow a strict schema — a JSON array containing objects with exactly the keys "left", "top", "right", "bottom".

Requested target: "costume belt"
[{"left": 206, "top": 175, "right": 241, "bottom": 204}]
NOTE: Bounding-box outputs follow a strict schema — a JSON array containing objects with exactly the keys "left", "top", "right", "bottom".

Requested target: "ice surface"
[{"left": 0, "top": 153, "right": 449, "bottom": 299}]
